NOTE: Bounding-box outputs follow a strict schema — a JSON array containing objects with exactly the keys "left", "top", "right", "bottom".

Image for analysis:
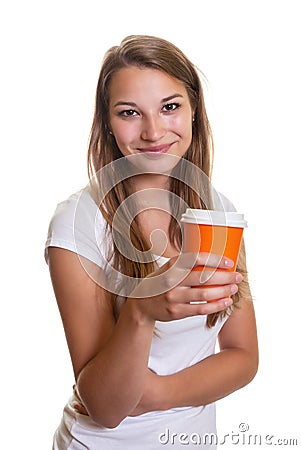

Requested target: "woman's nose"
[{"left": 140, "top": 115, "right": 165, "bottom": 141}]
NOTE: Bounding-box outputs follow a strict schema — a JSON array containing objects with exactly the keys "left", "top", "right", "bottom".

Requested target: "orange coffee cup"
[{"left": 181, "top": 209, "right": 247, "bottom": 301}]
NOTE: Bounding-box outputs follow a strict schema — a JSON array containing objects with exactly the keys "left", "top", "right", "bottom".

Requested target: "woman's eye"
[
  {"left": 118, "top": 109, "right": 138, "bottom": 117},
  {"left": 162, "top": 103, "right": 180, "bottom": 112}
]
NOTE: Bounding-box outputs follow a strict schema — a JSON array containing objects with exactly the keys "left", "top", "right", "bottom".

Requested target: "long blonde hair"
[{"left": 87, "top": 35, "right": 250, "bottom": 327}]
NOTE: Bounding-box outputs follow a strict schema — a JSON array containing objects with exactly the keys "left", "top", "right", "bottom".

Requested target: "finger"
[
  {"left": 171, "top": 283, "right": 238, "bottom": 303},
  {"left": 194, "top": 297, "right": 233, "bottom": 315},
  {"left": 73, "top": 402, "right": 89, "bottom": 415},
  {"left": 195, "top": 252, "right": 234, "bottom": 269},
  {"left": 165, "top": 252, "right": 232, "bottom": 289},
  {"left": 184, "top": 270, "right": 243, "bottom": 287},
  {"left": 167, "top": 297, "right": 233, "bottom": 319},
  {"left": 174, "top": 252, "right": 234, "bottom": 272}
]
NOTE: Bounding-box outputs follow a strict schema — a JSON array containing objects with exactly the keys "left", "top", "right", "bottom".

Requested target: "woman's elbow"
[
  {"left": 78, "top": 398, "right": 127, "bottom": 429},
  {"left": 243, "top": 349, "right": 259, "bottom": 386}
]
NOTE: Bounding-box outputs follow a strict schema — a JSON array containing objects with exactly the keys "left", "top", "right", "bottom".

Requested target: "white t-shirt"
[{"left": 45, "top": 187, "right": 236, "bottom": 450}]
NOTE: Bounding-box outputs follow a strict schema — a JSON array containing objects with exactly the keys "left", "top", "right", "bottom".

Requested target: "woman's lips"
[{"left": 138, "top": 144, "right": 172, "bottom": 154}]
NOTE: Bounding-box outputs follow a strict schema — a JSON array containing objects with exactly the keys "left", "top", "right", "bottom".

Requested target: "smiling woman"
[
  {"left": 45, "top": 35, "right": 258, "bottom": 450},
  {"left": 109, "top": 67, "right": 194, "bottom": 162}
]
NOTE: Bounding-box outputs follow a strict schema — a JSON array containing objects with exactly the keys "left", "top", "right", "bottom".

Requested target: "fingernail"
[
  {"left": 224, "top": 298, "right": 233, "bottom": 307},
  {"left": 236, "top": 273, "right": 243, "bottom": 282},
  {"left": 224, "top": 258, "right": 234, "bottom": 268},
  {"left": 231, "top": 284, "right": 238, "bottom": 293}
]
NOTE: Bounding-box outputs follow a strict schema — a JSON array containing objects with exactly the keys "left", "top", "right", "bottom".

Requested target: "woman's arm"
[
  {"left": 48, "top": 247, "right": 155, "bottom": 428},
  {"left": 165, "top": 297, "right": 258, "bottom": 408},
  {"left": 131, "top": 296, "right": 258, "bottom": 415},
  {"left": 48, "top": 247, "right": 241, "bottom": 427}
]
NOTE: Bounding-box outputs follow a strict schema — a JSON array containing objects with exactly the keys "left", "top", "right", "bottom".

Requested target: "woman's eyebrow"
[
  {"left": 113, "top": 101, "right": 137, "bottom": 108},
  {"left": 161, "top": 93, "right": 183, "bottom": 103},
  {"left": 113, "top": 94, "right": 184, "bottom": 108}
]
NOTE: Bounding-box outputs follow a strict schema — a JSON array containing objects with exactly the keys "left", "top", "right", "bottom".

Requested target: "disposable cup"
[{"left": 181, "top": 209, "right": 247, "bottom": 301}]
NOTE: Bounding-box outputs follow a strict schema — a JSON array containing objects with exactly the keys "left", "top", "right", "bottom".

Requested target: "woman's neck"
[{"left": 129, "top": 173, "right": 170, "bottom": 192}]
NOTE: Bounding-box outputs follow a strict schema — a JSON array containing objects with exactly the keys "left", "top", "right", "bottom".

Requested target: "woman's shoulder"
[
  {"left": 213, "top": 190, "right": 237, "bottom": 212},
  {"left": 45, "top": 187, "right": 108, "bottom": 266},
  {"left": 47, "top": 190, "right": 82, "bottom": 229},
  {"left": 46, "top": 188, "right": 106, "bottom": 237}
]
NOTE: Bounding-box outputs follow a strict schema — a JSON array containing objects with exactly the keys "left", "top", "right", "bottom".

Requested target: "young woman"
[{"left": 45, "top": 35, "right": 258, "bottom": 449}]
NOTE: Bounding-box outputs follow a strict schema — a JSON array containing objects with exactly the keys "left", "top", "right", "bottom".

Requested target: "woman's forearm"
[
  {"left": 161, "top": 348, "right": 258, "bottom": 409},
  {"left": 77, "top": 300, "right": 155, "bottom": 428}
]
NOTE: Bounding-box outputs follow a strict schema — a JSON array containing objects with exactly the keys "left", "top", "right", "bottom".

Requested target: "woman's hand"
[{"left": 127, "top": 252, "right": 243, "bottom": 323}]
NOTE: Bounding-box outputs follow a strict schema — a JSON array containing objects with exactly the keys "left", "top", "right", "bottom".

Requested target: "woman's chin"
[{"left": 125, "top": 152, "right": 181, "bottom": 175}]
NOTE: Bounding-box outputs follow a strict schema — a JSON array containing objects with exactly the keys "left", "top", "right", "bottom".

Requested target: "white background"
[{"left": 1, "top": 1, "right": 300, "bottom": 448}]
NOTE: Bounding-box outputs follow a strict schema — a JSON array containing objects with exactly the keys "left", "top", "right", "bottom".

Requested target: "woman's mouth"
[{"left": 137, "top": 144, "right": 172, "bottom": 155}]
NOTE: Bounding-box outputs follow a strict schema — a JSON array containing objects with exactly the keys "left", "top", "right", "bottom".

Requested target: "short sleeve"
[
  {"left": 213, "top": 190, "right": 237, "bottom": 212},
  {"left": 44, "top": 188, "right": 110, "bottom": 269}
]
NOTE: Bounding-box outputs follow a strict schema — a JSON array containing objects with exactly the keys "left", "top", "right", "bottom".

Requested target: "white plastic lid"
[{"left": 181, "top": 208, "right": 247, "bottom": 228}]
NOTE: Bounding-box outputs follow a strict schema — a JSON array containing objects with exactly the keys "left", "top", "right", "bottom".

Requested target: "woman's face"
[{"left": 108, "top": 66, "right": 194, "bottom": 165}]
